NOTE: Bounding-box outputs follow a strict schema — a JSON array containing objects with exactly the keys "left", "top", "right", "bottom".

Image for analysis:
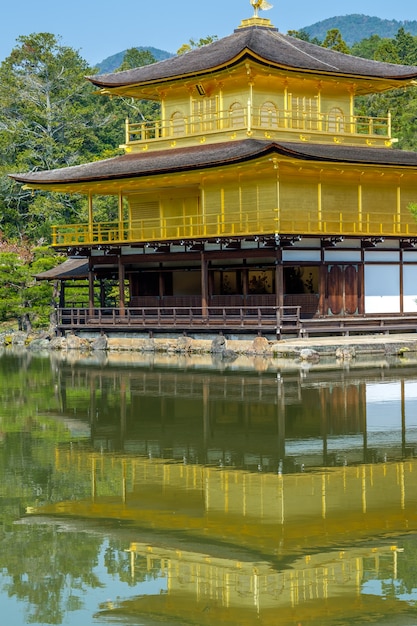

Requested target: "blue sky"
[{"left": 1, "top": 0, "right": 417, "bottom": 67}]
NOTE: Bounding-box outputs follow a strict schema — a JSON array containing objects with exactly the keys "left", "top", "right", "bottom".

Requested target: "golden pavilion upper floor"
[{"left": 89, "top": 18, "right": 417, "bottom": 153}]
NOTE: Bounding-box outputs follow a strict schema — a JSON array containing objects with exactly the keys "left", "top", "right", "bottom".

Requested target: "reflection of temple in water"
[
  {"left": 55, "top": 363, "right": 417, "bottom": 470},
  {"left": 32, "top": 362, "right": 417, "bottom": 625},
  {"left": 36, "top": 444, "right": 417, "bottom": 624},
  {"left": 95, "top": 542, "right": 401, "bottom": 626}
]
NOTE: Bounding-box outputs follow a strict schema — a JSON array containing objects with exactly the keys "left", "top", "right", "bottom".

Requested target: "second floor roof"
[{"left": 11, "top": 139, "right": 417, "bottom": 190}]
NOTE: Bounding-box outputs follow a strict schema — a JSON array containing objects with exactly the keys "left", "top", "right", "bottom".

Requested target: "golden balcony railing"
[
  {"left": 124, "top": 106, "right": 391, "bottom": 145},
  {"left": 51, "top": 211, "right": 279, "bottom": 247},
  {"left": 51, "top": 206, "right": 417, "bottom": 248}
]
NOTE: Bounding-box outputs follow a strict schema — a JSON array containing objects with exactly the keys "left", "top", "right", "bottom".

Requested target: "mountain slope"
[
  {"left": 96, "top": 46, "right": 173, "bottom": 73},
  {"left": 303, "top": 14, "right": 417, "bottom": 45}
]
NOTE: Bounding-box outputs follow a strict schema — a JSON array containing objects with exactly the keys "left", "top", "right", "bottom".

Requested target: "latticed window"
[
  {"left": 171, "top": 111, "right": 185, "bottom": 136},
  {"left": 260, "top": 101, "right": 278, "bottom": 127},
  {"left": 289, "top": 95, "right": 319, "bottom": 130},
  {"left": 327, "top": 107, "right": 345, "bottom": 133},
  {"left": 129, "top": 197, "right": 160, "bottom": 240},
  {"left": 229, "top": 101, "right": 245, "bottom": 128},
  {"left": 191, "top": 97, "right": 218, "bottom": 132}
]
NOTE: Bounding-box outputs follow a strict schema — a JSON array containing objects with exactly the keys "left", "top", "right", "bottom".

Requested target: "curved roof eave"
[
  {"left": 91, "top": 50, "right": 417, "bottom": 98},
  {"left": 87, "top": 27, "right": 417, "bottom": 92},
  {"left": 10, "top": 140, "right": 417, "bottom": 190}
]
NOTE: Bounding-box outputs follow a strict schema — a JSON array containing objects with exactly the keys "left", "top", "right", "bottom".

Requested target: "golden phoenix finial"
[{"left": 250, "top": 0, "right": 273, "bottom": 18}]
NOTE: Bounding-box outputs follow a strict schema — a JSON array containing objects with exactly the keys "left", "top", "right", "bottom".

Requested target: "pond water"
[{"left": 2, "top": 348, "right": 417, "bottom": 625}]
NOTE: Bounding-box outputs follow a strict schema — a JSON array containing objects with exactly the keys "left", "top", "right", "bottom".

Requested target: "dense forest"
[
  {"left": 1, "top": 26, "right": 417, "bottom": 329},
  {"left": 303, "top": 14, "right": 417, "bottom": 45}
]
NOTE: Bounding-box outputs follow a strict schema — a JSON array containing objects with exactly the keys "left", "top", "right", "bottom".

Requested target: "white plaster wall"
[
  {"left": 403, "top": 265, "right": 417, "bottom": 312},
  {"left": 324, "top": 250, "right": 361, "bottom": 262},
  {"left": 364, "top": 265, "right": 400, "bottom": 313},
  {"left": 364, "top": 251, "right": 400, "bottom": 262},
  {"left": 282, "top": 249, "right": 321, "bottom": 262}
]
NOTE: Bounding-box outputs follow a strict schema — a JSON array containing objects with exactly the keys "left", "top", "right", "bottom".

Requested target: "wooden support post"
[
  {"left": 88, "top": 192, "right": 93, "bottom": 243},
  {"left": 118, "top": 255, "right": 126, "bottom": 316},
  {"left": 118, "top": 190, "right": 124, "bottom": 241},
  {"left": 88, "top": 257, "right": 95, "bottom": 317},
  {"left": 318, "top": 264, "right": 327, "bottom": 316},
  {"left": 159, "top": 269, "right": 164, "bottom": 300},
  {"left": 275, "top": 253, "right": 283, "bottom": 309},
  {"left": 59, "top": 280, "right": 66, "bottom": 309},
  {"left": 358, "top": 251, "right": 365, "bottom": 315},
  {"left": 99, "top": 278, "right": 106, "bottom": 308},
  {"left": 201, "top": 252, "right": 209, "bottom": 318}
]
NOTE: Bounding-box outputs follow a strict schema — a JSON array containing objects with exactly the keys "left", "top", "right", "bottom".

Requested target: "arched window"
[
  {"left": 260, "top": 101, "right": 278, "bottom": 127},
  {"left": 328, "top": 107, "right": 345, "bottom": 133},
  {"left": 229, "top": 102, "right": 245, "bottom": 129},
  {"left": 171, "top": 111, "right": 185, "bottom": 136}
]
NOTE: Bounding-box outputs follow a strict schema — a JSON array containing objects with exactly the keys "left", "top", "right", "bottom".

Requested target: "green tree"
[
  {"left": 322, "top": 29, "right": 350, "bottom": 54},
  {"left": 348, "top": 28, "right": 417, "bottom": 150},
  {"left": 117, "top": 47, "right": 156, "bottom": 71},
  {"left": 350, "top": 34, "right": 383, "bottom": 59},
  {"left": 0, "top": 33, "right": 105, "bottom": 172},
  {"left": 0, "top": 243, "right": 63, "bottom": 330},
  {"left": 287, "top": 30, "right": 322, "bottom": 45},
  {"left": 177, "top": 35, "right": 218, "bottom": 55},
  {"left": 0, "top": 33, "right": 122, "bottom": 240},
  {"left": 0, "top": 251, "right": 30, "bottom": 327},
  {"left": 114, "top": 48, "right": 160, "bottom": 123},
  {"left": 394, "top": 27, "right": 417, "bottom": 64},
  {"left": 374, "top": 39, "right": 401, "bottom": 63}
]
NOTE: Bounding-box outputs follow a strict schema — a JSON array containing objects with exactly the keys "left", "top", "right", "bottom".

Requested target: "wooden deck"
[{"left": 56, "top": 306, "right": 417, "bottom": 338}]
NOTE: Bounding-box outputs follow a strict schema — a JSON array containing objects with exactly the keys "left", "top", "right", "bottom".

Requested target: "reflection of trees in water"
[
  {"left": 1, "top": 526, "right": 102, "bottom": 624},
  {"left": 104, "top": 546, "right": 160, "bottom": 584},
  {"left": 394, "top": 536, "right": 417, "bottom": 596},
  {"left": 0, "top": 527, "right": 143, "bottom": 624}
]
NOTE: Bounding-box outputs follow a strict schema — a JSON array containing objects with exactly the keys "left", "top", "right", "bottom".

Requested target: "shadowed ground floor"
[{"left": 39, "top": 234, "right": 417, "bottom": 338}]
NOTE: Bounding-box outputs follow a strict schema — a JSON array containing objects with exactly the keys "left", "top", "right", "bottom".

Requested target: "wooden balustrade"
[{"left": 57, "top": 304, "right": 301, "bottom": 337}]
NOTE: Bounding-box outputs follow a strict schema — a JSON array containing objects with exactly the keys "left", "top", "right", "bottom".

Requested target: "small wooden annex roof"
[
  {"left": 11, "top": 140, "right": 417, "bottom": 189},
  {"left": 35, "top": 257, "right": 89, "bottom": 280},
  {"left": 88, "top": 23, "right": 417, "bottom": 95}
]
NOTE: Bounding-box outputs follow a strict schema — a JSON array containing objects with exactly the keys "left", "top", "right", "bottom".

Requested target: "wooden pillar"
[
  {"left": 59, "top": 280, "right": 66, "bottom": 308},
  {"left": 88, "top": 192, "right": 93, "bottom": 242},
  {"left": 159, "top": 267, "right": 164, "bottom": 300},
  {"left": 358, "top": 248, "right": 365, "bottom": 315},
  {"left": 201, "top": 252, "right": 209, "bottom": 317},
  {"left": 118, "top": 255, "right": 126, "bottom": 315},
  {"left": 88, "top": 257, "right": 95, "bottom": 316},
  {"left": 318, "top": 265, "right": 327, "bottom": 315},
  {"left": 99, "top": 278, "right": 106, "bottom": 308},
  {"left": 242, "top": 261, "right": 248, "bottom": 304},
  {"left": 275, "top": 250, "right": 283, "bottom": 309},
  {"left": 318, "top": 244, "right": 326, "bottom": 315},
  {"left": 208, "top": 267, "right": 214, "bottom": 304},
  {"left": 118, "top": 190, "right": 124, "bottom": 241}
]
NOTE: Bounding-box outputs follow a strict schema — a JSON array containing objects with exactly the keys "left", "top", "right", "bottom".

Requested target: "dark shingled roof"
[
  {"left": 11, "top": 140, "right": 417, "bottom": 187},
  {"left": 89, "top": 25, "right": 417, "bottom": 89},
  {"left": 35, "top": 258, "right": 89, "bottom": 280}
]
